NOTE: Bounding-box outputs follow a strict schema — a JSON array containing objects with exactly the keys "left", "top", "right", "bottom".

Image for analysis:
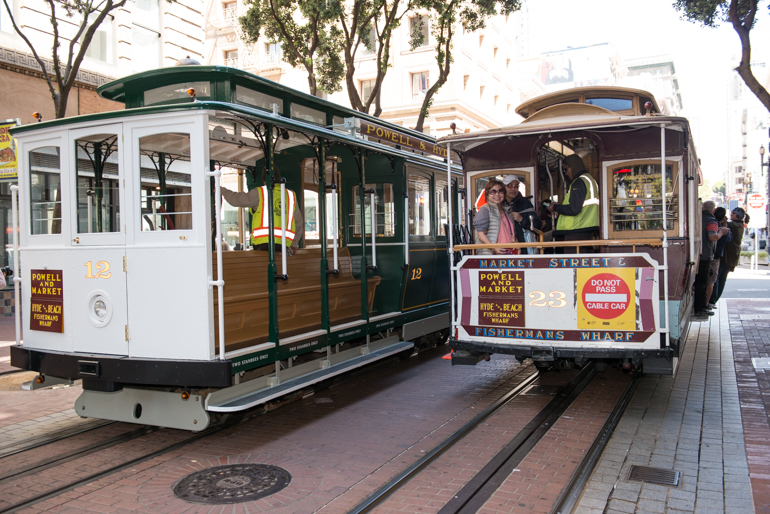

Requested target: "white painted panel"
[
  {"left": 524, "top": 268, "right": 576, "bottom": 329},
  {"left": 67, "top": 246, "right": 128, "bottom": 355},
  {"left": 21, "top": 249, "right": 73, "bottom": 353},
  {"left": 125, "top": 245, "right": 211, "bottom": 360}
]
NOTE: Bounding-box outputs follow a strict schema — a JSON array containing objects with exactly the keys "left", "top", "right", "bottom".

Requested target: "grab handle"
[
  {"left": 205, "top": 169, "right": 226, "bottom": 360},
  {"left": 367, "top": 189, "right": 377, "bottom": 271},
  {"left": 10, "top": 185, "right": 20, "bottom": 347}
]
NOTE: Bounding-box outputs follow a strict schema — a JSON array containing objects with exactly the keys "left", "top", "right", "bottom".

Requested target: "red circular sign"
[
  {"left": 748, "top": 193, "right": 766, "bottom": 210},
  {"left": 582, "top": 273, "right": 631, "bottom": 319}
]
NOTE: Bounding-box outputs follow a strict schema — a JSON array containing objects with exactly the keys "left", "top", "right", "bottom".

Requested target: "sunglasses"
[{"left": 489, "top": 189, "right": 505, "bottom": 194}]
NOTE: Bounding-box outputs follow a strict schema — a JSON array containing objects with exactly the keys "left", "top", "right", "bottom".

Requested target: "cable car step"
[{"left": 205, "top": 338, "right": 414, "bottom": 412}]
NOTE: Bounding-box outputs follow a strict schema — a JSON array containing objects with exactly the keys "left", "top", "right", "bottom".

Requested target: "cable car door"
[{"left": 67, "top": 124, "right": 128, "bottom": 356}]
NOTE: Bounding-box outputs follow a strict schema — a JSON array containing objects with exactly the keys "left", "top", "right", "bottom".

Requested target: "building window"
[
  {"left": 479, "top": 85, "right": 485, "bottom": 98},
  {"left": 463, "top": 75, "right": 469, "bottom": 89},
  {"left": 132, "top": 0, "right": 160, "bottom": 71},
  {"left": 360, "top": 79, "right": 375, "bottom": 101},
  {"left": 410, "top": 15, "right": 429, "bottom": 48},
  {"left": 224, "top": 49, "right": 238, "bottom": 67},
  {"left": 479, "top": 35, "right": 484, "bottom": 47},
  {"left": 265, "top": 42, "right": 281, "bottom": 62},
  {"left": 84, "top": 14, "right": 114, "bottom": 64},
  {"left": 223, "top": 1, "right": 237, "bottom": 19},
  {"left": 412, "top": 72, "right": 429, "bottom": 96},
  {"left": 506, "top": 58, "right": 510, "bottom": 69},
  {"left": 493, "top": 46, "right": 498, "bottom": 58}
]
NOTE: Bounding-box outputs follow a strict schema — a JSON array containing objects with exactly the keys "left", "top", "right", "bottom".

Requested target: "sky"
[{"left": 525, "top": 0, "right": 770, "bottom": 185}]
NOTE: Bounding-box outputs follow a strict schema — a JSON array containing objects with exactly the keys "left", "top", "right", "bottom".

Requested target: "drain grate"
[
  {"left": 173, "top": 464, "right": 292, "bottom": 504},
  {"left": 627, "top": 465, "right": 681, "bottom": 486}
]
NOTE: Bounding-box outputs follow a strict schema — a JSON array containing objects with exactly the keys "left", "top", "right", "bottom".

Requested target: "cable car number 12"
[{"left": 84, "top": 261, "right": 111, "bottom": 279}]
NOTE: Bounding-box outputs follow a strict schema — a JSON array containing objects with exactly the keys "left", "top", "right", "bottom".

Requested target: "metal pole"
[
  {"left": 280, "top": 181, "right": 287, "bottom": 275},
  {"left": 446, "top": 143, "right": 455, "bottom": 334},
  {"left": 10, "top": 185, "right": 20, "bottom": 347},
  {"left": 205, "top": 169, "right": 226, "bottom": 360},
  {"left": 660, "top": 124, "right": 670, "bottom": 347},
  {"left": 370, "top": 189, "right": 377, "bottom": 269}
]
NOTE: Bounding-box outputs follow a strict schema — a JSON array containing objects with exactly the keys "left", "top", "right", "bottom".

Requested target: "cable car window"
[
  {"left": 219, "top": 167, "right": 247, "bottom": 249},
  {"left": 435, "top": 179, "right": 448, "bottom": 236},
  {"left": 352, "top": 184, "right": 395, "bottom": 237},
  {"left": 29, "top": 146, "right": 61, "bottom": 235},
  {"left": 144, "top": 82, "right": 210, "bottom": 106},
  {"left": 138, "top": 133, "right": 192, "bottom": 231},
  {"left": 610, "top": 162, "right": 678, "bottom": 233},
  {"left": 302, "top": 158, "right": 339, "bottom": 244},
  {"left": 291, "top": 104, "right": 325, "bottom": 125},
  {"left": 408, "top": 174, "right": 431, "bottom": 236},
  {"left": 235, "top": 85, "right": 283, "bottom": 114},
  {"left": 75, "top": 134, "right": 120, "bottom": 234},
  {"left": 585, "top": 98, "right": 632, "bottom": 112}
]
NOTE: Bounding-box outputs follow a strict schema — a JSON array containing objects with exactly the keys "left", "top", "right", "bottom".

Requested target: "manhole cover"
[
  {"left": 627, "top": 465, "right": 681, "bottom": 486},
  {"left": 522, "top": 385, "right": 562, "bottom": 396},
  {"left": 173, "top": 464, "right": 292, "bottom": 504}
]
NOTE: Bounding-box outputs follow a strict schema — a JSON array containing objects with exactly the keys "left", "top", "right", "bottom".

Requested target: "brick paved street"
[{"left": 3, "top": 295, "right": 770, "bottom": 513}]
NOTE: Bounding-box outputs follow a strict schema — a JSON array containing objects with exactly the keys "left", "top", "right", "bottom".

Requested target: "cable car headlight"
[
  {"left": 94, "top": 299, "right": 107, "bottom": 319},
  {"left": 86, "top": 292, "right": 113, "bottom": 327}
]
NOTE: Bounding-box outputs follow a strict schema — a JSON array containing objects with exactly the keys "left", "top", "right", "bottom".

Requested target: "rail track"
[{"left": 350, "top": 362, "right": 640, "bottom": 514}]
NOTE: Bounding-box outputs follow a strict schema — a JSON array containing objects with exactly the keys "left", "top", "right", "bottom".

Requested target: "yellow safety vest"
[
  {"left": 556, "top": 173, "right": 600, "bottom": 232},
  {"left": 250, "top": 185, "right": 297, "bottom": 247}
]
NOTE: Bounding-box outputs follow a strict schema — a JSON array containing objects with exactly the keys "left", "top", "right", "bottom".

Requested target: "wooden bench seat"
[{"left": 213, "top": 247, "right": 380, "bottom": 351}]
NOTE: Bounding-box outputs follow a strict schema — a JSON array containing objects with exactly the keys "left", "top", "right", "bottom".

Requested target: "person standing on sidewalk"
[
  {"left": 694, "top": 201, "right": 729, "bottom": 316},
  {"left": 711, "top": 207, "right": 746, "bottom": 304},
  {"left": 708, "top": 207, "right": 732, "bottom": 308}
]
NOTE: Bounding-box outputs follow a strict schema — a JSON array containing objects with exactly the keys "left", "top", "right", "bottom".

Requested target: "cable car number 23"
[
  {"left": 528, "top": 290, "right": 567, "bottom": 308},
  {"left": 84, "top": 261, "right": 111, "bottom": 279}
]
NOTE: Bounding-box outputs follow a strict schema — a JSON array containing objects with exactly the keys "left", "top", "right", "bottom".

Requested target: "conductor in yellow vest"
[
  {"left": 220, "top": 170, "right": 304, "bottom": 255},
  {"left": 546, "top": 154, "right": 600, "bottom": 253}
]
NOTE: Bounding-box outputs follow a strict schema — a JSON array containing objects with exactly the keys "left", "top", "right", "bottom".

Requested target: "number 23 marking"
[
  {"left": 84, "top": 261, "right": 111, "bottom": 279},
  {"left": 528, "top": 290, "right": 567, "bottom": 308}
]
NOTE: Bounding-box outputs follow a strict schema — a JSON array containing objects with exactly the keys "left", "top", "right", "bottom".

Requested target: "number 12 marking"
[{"left": 84, "top": 261, "right": 111, "bottom": 279}]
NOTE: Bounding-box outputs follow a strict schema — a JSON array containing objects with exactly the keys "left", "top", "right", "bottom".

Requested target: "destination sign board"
[
  {"left": 456, "top": 254, "right": 660, "bottom": 347},
  {"left": 30, "top": 269, "right": 64, "bottom": 333},
  {"left": 358, "top": 120, "right": 459, "bottom": 161}
]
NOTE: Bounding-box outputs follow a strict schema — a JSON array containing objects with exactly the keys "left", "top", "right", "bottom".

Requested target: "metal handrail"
[
  {"left": 205, "top": 169, "right": 226, "bottom": 361},
  {"left": 10, "top": 185, "right": 20, "bottom": 347}
]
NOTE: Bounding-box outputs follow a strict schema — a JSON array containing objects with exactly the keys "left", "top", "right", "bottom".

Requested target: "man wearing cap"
[
  {"left": 693, "top": 201, "right": 729, "bottom": 316},
  {"left": 501, "top": 176, "right": 541, "bottom": 253},
  {"left": 545, "top": 154, "right": 599, "bottom": 253}
]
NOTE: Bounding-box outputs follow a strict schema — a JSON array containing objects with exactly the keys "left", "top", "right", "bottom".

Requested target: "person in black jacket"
[{"left": 501, "top": 176, "right": 542, "bottom": 253}]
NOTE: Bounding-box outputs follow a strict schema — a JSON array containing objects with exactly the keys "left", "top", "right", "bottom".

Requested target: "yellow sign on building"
[
  {"left": 0, "top": 120, "right": 19, "bottom": 182},
  {"left": 576, "top": 267, "right": 636, "bottom": 330}
]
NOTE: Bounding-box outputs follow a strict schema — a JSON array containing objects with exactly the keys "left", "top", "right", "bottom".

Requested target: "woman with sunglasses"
[{"left": 474, "top": 179, "right": 517, "bottom": 255}]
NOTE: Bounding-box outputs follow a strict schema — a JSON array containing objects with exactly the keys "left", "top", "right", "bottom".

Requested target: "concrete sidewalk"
[{"left": 575, "top": 299, "right": 770, "bottom": 513}]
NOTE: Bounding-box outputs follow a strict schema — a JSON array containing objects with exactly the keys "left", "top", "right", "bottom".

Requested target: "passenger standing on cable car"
[
  {"left": 220, "top": 169, "right": 304, "bottom": 255},
  {"left": 694, "top": 201, "right": 728, "bottom": 316},
  {"left": 545, "top": 154, "right": 599, "bottom": 253},
  {"left": 475, "top": 180, "right": 517, "bottom": 255},
  {"left": 501, "top": 176, "right": 542, "bottom": 254}
]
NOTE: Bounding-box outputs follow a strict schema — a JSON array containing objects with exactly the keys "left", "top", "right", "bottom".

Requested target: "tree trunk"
[{"left": 730, "top": 0, "right": 770, "bottom": 112}]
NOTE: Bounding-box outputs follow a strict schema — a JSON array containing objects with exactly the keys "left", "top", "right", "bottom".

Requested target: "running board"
[{"left": 206, "top": 338, "right": 414, "bottom": 412}]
